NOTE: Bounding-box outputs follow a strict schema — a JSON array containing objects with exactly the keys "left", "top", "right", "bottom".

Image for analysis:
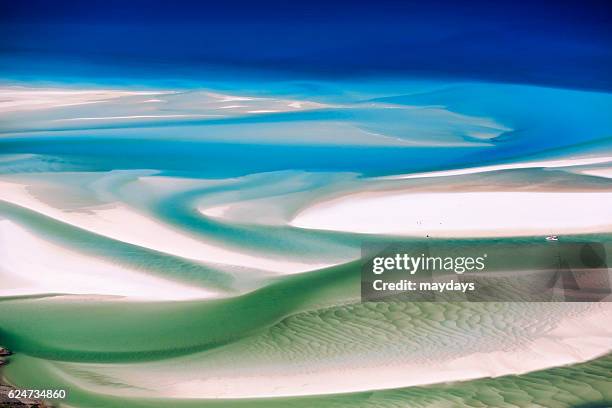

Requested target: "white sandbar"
[{"left": 290, "top": 191, "right": 612, "bottom": 237}]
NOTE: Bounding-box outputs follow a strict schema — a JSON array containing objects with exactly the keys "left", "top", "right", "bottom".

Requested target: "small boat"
[{"left": 546, "top": 235, "right": 559, "bottom": 241}]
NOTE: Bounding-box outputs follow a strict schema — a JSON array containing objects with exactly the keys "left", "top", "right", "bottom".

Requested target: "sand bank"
[
  {"left": 381, "top": 156, "right": 612, "bottom": 180},
  {"left": 0, "top": 87, "right": 167, "bottom": 113},
  {"left": 0, "top": 180, "right": 333, "bottom": 273},
  {"left": 0, "top": 220, "right": 216, "bottom": 300},
  {"left": 291, "top": 191, "right": 612, "bottom": 237}
]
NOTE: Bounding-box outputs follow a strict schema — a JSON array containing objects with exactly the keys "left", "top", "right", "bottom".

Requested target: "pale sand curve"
[
  {"left": 0, "top": 180, "right": 334, "bottom": 273},
  {"left": 290, "top": 191, "right": 612, "bottom": 237},
  {"left": 0, "top": 221, "right": 216, "bottom": 300},
  {"left": 42, "top": 303, "right": 612, "bottom": 398},
  {"left": 379, "top": 155, "right": 612, "bottom": 180}
]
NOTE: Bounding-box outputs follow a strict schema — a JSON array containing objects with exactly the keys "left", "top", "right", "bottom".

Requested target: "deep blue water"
[{"left": 1, "top": 0, "right": 611, "bottom": 91}]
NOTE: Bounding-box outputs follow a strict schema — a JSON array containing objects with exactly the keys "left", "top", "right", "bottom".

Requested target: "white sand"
[
  {"left": 53, "top": 114, "right": 223, "bottom": 121},
  {"left": 0, "top": 86, "right": 326, "bottom": 120},
  {"left": 290, "top": 191, "right": 612, "bottom": 237},
  {"left": 199, "top": 204, "right": 233, "bottom": 219},
  {"left": 0, "top": 87, "right": 167, "bottom": 113},
  {"left": 0, "top": 220, "right": 215, "bottom": 300},
  {"left": 0, "top": 180, "right": 334, "bottom": 273},
  {"left": 575, "top": 167, "right": 612, "bottom": 179},
  {"left": 49, "top": 304, "right": 612, "bottom": 398},
  {"left": 381, "top": 156, "right": 612, "bottom": 180}
]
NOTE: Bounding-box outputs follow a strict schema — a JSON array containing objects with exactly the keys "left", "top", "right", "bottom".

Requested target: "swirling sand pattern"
[{"left": 1, "top": 82, "right": 612, "bottom": 407}]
